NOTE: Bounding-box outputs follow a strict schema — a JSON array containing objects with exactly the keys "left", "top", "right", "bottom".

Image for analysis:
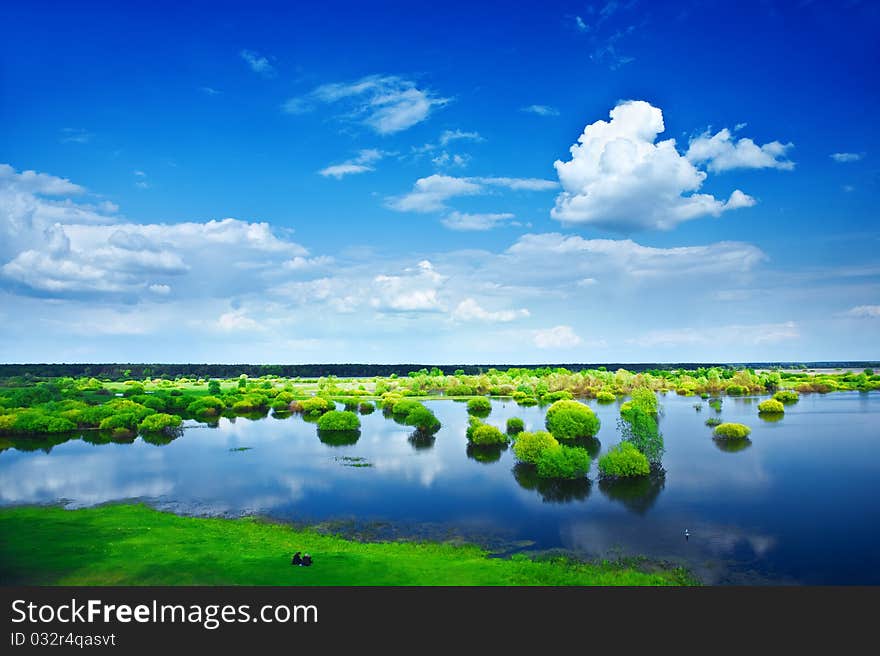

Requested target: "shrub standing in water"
[
  {"left": 403, "top": 404, "right": 441, "bottom": 433},
  {"left": 317, "top": 410, "right": 361, "bottom": 431},
  {"left": 618, "top": 408, "right": 664, "bottom": 467},
  {"left": 466, "top": 397, "right": 492, "bottom": 415},
  {"left": 465, "top": 417, "right": 506, "bottom": 445},
  {"left": 596, "top": 390, "right": 616, "bottom": 403},
  {"left": 512, "top": 430, "right": 558, "bottom": 464},
  {"left": 506, "top": 417, "right": 525, "bottom": 435},
  {"left": 713, "top": 423, "right": 751, "bottom": 440},
  {"left": 758, "top": 399, "right": 785, "bottom": 415},
  {"left": 773, "top": 390, "right": 799, "bottom": 404},
  {"left": 535, "top": 445, "right": 591, "bottom": 480},
  {"left": 598, "top": 442, "right": 650, "bottom": 479},
  {"left": 544, "top": 400, "right": 600, "bottom": 440},
  {"left": 138, "top": 413, "right": 182, "bottom": 433}
]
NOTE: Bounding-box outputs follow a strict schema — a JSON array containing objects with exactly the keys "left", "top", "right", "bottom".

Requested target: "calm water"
[{"left": 1, "top": 393, "right": 878, "bottom": 584}]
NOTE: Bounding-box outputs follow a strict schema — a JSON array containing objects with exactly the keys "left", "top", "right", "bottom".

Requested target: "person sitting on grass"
[
  {"left": 291, "top": 551, "right": 303, "bottom": 566},
  {"left": 302, "top": 553, "right": 312, "bottom": 567}
]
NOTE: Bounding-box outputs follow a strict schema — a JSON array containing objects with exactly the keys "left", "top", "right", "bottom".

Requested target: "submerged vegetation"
[{"left": 0, "top": 365, "right": 874, "bottom": 446}]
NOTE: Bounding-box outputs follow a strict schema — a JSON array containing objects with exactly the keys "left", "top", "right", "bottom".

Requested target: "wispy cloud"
[
  {"left": 388, "top": 174, "right": 556, "bottom": 213},
  {"left": 439, "top": 129, "right": 483, "bottom": 146},
  {"left": 318, "top": 149, "right": 387, "bottom": 179},
  {"left": 830, "top": 152, "right": 864, "bottom": 163},
  {"left": 133, "top": 170, "right": 150, "bottom": 189},
  {"left": 534, "top": 325, "right": 582, "bottom": 349},
  {"left": 200, "top": 86, "right": 221, "bottom": 96},
  {"left": 282, "top": 75, "right": 449, "bottom": 134},
  {"left": 521, "top": 104, "right": 559, "bottom": 116},
  {"left": 441, "top": 211, "right": 515, "bottom": 231},
  {"left": 240, "top": 49, "right": 275, "bottom": 77},
  {"left": 573, "top": 1, "right": 641, "bottom": 70}
]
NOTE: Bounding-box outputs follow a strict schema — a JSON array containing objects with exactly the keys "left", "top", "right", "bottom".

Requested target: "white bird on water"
[{"left": 684, "top": 529, "right": 690, "bottom": 540}]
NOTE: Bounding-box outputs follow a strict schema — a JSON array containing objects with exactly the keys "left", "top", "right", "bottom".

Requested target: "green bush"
[
  {"left": 299, "top": 396, "right": 334, "bottom": 416},
  {"left": 713, "top": 422, "right": 751, "bottom": 440},
  {"left": 138, "top": 413, "right": 182, "bottom": 433},
  {"left": 186, "top": 396, "right": 226, "bottom": 418},
  {"left": 705, "top": 417, "right": 722, "bottom": 427},
  {"left": 545, "top": 400, "right": 600, "bottom": 440},
  {"left": 465, "top": 417, "right": 506, "bottom": 445},
  {"left": 541, "top": 390, "right": 573, "bottom": 403},
  {"left": 535, "top": 445, "right": 591, "bottom": 480},
  {"left": 757, "top": 399, "right": 785, "bottom": 414},
  {"left": 517, "top": 397, "right": 539, "bottom": 406},
  {"left": 506, "top": 417, "right": 524, "bottom": 435},
  {"left": 618, "top": 407, "right": 664, "bottom": 465},
  {"left": 596, "top": 390, "right": 616, "bottom": 403},
  {"left": 466, "top": 397, "right": 492, "bottom": 414},
  {"left": 99, "top": 413, "right": 143, "bottom": 431},
  {"left": 317, "top": 410, "right": 361, "bottom": 431},
  {"left": 445, "top": 384, "right": 474, "bottom": 397},
  {"left": 725, "top": 384, "right": 747, "bottom": 396},
  {"left": 358, "top": 402, "right": 375, "bottom": 414},
  {"left": 630, "top": 387, "right": 658, "bottom": 414},
  {"left": 598, "top": 442, "right": 650, "bottom": 479},
  {"left": 392, "top": 399, "right": 423, "bottom": 416},
  {"left": 773, "top": 390, "right": 799, "bottom": 404},
  {"left": 403, "top": 405, "right": 441, "bottom": 433},
  {"left": 512, "top": 430, "right": 558, "bottom": 464}
]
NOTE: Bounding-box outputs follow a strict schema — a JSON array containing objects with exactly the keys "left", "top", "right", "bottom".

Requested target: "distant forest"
[{"left": 0, "top": 362, "right": 877, "bottom": 381}]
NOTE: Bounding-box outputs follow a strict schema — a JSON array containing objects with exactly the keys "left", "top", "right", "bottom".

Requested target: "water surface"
[{"left": 2, "top": 393, "right": 878, "bottom": 584}]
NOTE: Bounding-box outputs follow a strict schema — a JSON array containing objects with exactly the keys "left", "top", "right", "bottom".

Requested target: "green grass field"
[{"left": 0, "top": 504, "right": 695, "bottom": 586}]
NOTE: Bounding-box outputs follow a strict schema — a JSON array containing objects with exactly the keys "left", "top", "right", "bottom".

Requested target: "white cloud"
[
  {"left": 441, "top": 211, "right": 514, "bottom": 231},
  {"left": 453, "top": 298, "right": 529, "bottom": 322},
  {"left": 370, "top": 260, "right": 446, "bottom": 313},
  {"left": 388, "top": 174, "right": 555, "bottom": 213},
  {"left": 282, "top": 255, "right": 334, "bottom": 270},
  {"left": 318, "top": 149, "right": 385, "bottom": 179},
  {"left": 844, "top": 305, "right": 880, "bottom": 318},
  {"left": 318, "top": 164, "right": 372, "bottom": 179},
  {"left": 551, "top": 100, "right": 759, "bottom": 232},
  {"left": 534, "top": 325, "right": 582, "bottom": 349},
  {"left": 283, "top": 75, "right": 449, "bottom": 134},
  {"left": 240, "top": 49, "right": 275, "bottom": 76},
  {"left": 387, "top": 175, "right": 483, "bottom": 212},
  {"left": 2, "top": 193, "right": 309, "bottom": 296},
  {"left": 686, "top": 128, "right": 794, "bottom": 172},
  {"left": 830, "top": 152, "right": 864, "bottom": 163},
  {"left": 506, "top": 232, "right": 766, "bottom": 279},
  {"left": 630, "top": 321, "right": 799, "bottom": 347},
  {"left": 200, "top": 86, "right": 221, "bottom": 96},
  {"left": 439, "top": 130, "right": 483, "bottom": 146},
  {"left": 522, "top": 104, "right": 560, "bottom": 116},
  {"left": 431, "top": 152, "right": 470, "bottom": 169},
  {"left": 217, "top": 309, "right": 263, "bottom": 332},
  {"left": 0, "top": 163, "right": 84, "bottom": 195}
]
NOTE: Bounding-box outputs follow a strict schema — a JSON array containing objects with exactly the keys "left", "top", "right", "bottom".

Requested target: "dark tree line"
[{"left": 0, "top": 361, "right": 876, "bottom": 381}]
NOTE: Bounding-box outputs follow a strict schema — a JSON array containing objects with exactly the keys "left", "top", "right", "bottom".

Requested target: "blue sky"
[{"left": 1, "top": 0, "right": 878, "bottom": 363}]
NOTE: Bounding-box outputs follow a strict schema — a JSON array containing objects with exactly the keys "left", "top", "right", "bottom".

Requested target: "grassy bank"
[{"left": 0, "top": 504, "right": 695, "bottom": 586}]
